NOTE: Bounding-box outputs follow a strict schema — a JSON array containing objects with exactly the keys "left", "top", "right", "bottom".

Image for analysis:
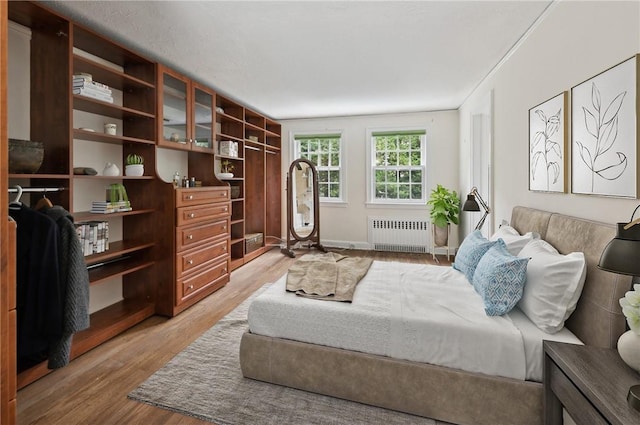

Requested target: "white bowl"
[{"left": 217, "top": 172, "right": 234, "bottom": 179}]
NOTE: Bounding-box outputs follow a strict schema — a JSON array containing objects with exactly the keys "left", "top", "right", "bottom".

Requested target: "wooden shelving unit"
[
  {"left": 2, "top": 1, "right": 281, "bottom": 402},
  {"left": 7, "top": 1, "right": 159, "bottom": 389}
]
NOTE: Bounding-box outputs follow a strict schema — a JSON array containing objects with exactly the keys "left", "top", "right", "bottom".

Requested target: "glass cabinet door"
[
  {"left": 161, "top": 72, "right": 188, "bottom": 145},
  {"left": 192, "top": 84, "right": 214, "bottom": 152}
]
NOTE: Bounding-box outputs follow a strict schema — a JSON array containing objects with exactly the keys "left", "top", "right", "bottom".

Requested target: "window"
[
  {"left": 369, "top": 129, "right": 426, "bottom": 204},
  {"left": 293, "top": 133, "right": 343, "bottom": 201}
]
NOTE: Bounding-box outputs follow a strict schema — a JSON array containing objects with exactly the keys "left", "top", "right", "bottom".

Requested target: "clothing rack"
[{"left": 8, "top": 186, "right": 66, "bottom": 193}]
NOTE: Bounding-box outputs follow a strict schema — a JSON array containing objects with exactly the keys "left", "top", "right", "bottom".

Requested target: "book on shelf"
[
  {"left": 72, "top": 88, "right": 114, "bottom": 104},
  {"left": 72, "top": 80, "right": 112, "bottom": 94},
  {"left": 90, "top": 200, "right": 132, "bottom": 214},
  {"left": 74, "top": 220, "right": 109, "bottom": 256}
]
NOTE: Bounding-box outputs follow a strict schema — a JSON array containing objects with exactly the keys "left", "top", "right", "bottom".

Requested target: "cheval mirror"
[{"left": 282, "top": 158, "right": 326, "bottom": 257}]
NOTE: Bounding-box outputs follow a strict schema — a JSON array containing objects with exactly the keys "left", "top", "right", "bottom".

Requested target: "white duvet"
[{"left": 248, "top": 260, "right": 582, "bottom": 382}]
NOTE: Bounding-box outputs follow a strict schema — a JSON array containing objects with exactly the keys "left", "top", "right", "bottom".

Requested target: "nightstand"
[{"left": 543, "top": 340, "right": 640, "bottom": 424}]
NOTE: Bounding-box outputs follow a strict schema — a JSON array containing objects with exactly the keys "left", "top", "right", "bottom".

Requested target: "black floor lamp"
[{"left": 462, "top": 187, "right": 490, "bottom": 230}]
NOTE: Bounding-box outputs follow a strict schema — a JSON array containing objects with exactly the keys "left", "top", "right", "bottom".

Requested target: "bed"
[{"left": 239, "top": 206, "right": 631, "bottom": 425}]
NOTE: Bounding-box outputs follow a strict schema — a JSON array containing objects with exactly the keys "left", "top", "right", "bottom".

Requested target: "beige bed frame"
[{"left": 240, "top": 206, "right": 631, "bottom": 425}]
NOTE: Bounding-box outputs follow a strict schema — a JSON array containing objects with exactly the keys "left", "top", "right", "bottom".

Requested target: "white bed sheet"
[{"left": 248, "top": 260, "right": 582, "bottom": 382}]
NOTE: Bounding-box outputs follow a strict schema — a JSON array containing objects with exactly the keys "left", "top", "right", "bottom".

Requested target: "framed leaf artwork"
[
  {"left": 571, "top": 55, "right": 639, "bottom": 198},
  {"left": 529, "top": 92, "right": 568, "bottom": 192}
]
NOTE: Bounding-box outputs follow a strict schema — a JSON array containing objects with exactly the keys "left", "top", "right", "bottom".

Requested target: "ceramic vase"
[
  {"left": 617, "top": 330, "right": 640, "bottom": 372},
  {"left": 102, "top": 162, "right": 120, "bottom": 176}
]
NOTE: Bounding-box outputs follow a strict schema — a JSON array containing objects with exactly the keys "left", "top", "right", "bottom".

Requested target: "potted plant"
[
  {"left": 218, "top": 159, "right": 234, "bottom": 179},
  {"left": 125, "top": 153, "right": 144, "bottom": 176},
  {"left": 427, "top": 184, "right": 460, "bottom": 246}
]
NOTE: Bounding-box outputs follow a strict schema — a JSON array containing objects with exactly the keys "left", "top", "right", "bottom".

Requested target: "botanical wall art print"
[
  {"left": 529, "top": 92, "right": 568, "bottom": 193},
  {"left": 571, "top": 55, "right": 639, "bottom": 198}
]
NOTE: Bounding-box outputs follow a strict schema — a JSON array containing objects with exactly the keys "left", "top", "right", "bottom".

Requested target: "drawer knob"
[
  {"left": 188, "top": 213, "right": 196, "bottom": 218},
  {"left": 187, "top": 234, "right": 193, "bottom": 240},
  {"left": 223, "top": 192, "right": 227, "bottom": 197},
  {"left": 222, "top": 268, "right": 227, "bottom": 274},
  {"left": 223, "top": 246, "right": 227, "bottom": 252},
  {"left": 187, "top": 259, "right": 193, "bottom": 265},
  {"left": 224, "top": 207, "right": 228, "bottom": 212},
  {"left": 223, "top": 225, "right": 227, "bottom": 230},
  {"left": 187, "top": 195, "right": 194, "bottom": 200},
  {"left": 188, "top": 284, "right": 194, "bottom": 289}
]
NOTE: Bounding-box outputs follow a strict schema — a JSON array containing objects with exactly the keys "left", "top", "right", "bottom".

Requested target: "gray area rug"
[{"left": 128, "top": 285, "right": 436, "bottom": 424}]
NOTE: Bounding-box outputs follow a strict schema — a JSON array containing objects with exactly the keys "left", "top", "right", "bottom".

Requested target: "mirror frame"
[{"left": 281, "top": 158, "right": 326, "bottom": 257}]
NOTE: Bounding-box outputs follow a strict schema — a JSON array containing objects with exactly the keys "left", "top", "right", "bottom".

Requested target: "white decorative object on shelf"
[
  {"left": 217, "top": 172, "right": 233, "bottom": 179},
  {"left": 125, "top": 164, "right": 144, "bottom": 176},
  {"left": 102, "top": 162, "right": 120, "bottom": 176},
  {"left": 104, "top": 123, "right": 116, "bottom": 135}
]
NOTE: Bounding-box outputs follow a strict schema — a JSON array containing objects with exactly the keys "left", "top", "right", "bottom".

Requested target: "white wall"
[
  {"left": 281, "top": 110, "right": 459, "bottom": 248},
  {"left": 460, "top": 0, "right": 640, "bottom": 230}
]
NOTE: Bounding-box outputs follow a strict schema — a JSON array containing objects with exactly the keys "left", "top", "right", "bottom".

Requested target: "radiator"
[{"left": 368, "top": 217, "right": 430, "bottom": 253}]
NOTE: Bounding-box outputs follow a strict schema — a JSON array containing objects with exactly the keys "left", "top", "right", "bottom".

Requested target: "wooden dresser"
[{"left": 170, "top": 187, "right": 231, "bottom": 316}]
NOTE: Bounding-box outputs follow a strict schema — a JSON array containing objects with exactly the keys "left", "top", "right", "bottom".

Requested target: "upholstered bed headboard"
[{"left": 510, "top": 206, "right": 631, "bottom": 349}]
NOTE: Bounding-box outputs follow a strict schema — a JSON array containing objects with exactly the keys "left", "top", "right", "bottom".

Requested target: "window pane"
[
  {"left": 329, "top": 183, "right": 340, "bottom": 198},
  {"left": 317, "top": 170, "right": 328, "bottom": 183},
  {"left": 399, "top": 135, "right": 411, "bottom": 150},
  {"left": 387, "top": 184, "right": 398, "bottom": 198},
  {"left": 385, "top": 170, "right": 397, "bottom": 182},
  {"left": 318, "top": 184, "right": 328, "bottom": 198},
  {"left": 330, "top": 153, "right": 339, "bottom": 166},
  {"left": 411, "top": 184, "right": 423, "bottom": 199},
  {"left": 399, "top": 170, "right": 410, "bottom": 183},
  {"left": 399, "top": 184, "right": 411, "bottom": 199},
  {"left": 398, "top": 151, "right": 410, "bottom": 166},
  {"left": 387, "top": 152, "right": 398, "bottom": 166},
  {"left": 319, "top": 153, "right": 329, "bottom": 166}
]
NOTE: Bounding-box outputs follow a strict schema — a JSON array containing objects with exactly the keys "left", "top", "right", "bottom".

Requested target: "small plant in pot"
[
  {"left": 125, "top": 153, "right": 144, "bottom": 176},
  {"left": 217, "top": 160, "right": 234, "bottom": 179},
  {"left": 427, "top": 184, "right": 460, "bottom": 247}
]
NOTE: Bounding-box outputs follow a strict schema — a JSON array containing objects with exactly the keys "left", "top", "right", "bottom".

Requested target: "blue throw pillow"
[
  {"left": 452, "top": 230, "right": 497, "bottom": 282},
  {"left": 473, "top": 239, "right": 529, "bottom": 316}
]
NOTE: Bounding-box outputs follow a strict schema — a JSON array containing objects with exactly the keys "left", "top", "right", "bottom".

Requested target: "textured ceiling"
[{"left": 45, "top": 1, "right": 552, "bottom": 120}]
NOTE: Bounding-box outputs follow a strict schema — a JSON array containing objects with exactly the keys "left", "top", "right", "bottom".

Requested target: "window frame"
[
  {"left": 366, "top": 127, "right": 428, "bottom": 206},
  {"left": 290, "top": 130, "right": 346, "bottom": 205}
]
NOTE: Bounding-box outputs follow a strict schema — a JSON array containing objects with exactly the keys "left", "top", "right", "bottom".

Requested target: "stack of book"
[
  {"left": 75, "top": 221, "right": 109, "bottom": 256},
  {"left": 72, "top": 73, "right": 113, "bottom": 103},
  {"left": 90, "top": 200, "right": 132, "bottom": 214}
]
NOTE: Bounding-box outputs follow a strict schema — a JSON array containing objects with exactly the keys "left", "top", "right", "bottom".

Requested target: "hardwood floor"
[{"left": 17, "top": 248, "right": 445, "bottom": 424}]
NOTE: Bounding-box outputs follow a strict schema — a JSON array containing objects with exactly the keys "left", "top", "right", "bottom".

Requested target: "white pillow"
[
  {"left": 490, "top": 225, "right": 539, "bottom": 256},
  {"left": 517, "top": 239, "right": 586, "bottom": 333}
]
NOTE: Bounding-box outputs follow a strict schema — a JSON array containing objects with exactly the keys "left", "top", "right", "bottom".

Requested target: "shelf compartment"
[
  {"left": 88, "top": 256, "right": 154, "bottom": 285},
  {"left": 73, "top": 208, "right": 155, "bottom": 222},
  {"left": 73, "top": 24, "right": 156, "bottom": 85},
  {"left": 73, "top": 54, "right": 154, "bottom": 92},
  {"left": 17, "top": 298, "right": 155, "bottom": 390},
  {"left": 70, "top": 298, "right": 155, "bottom": 361},
  {"left": 84, "top": 240, "right": 155, "bottom": 265},
  {"left": 73, "top": 95, "right": 155, "bottom": 120},
  {"left": 72, "top": 128, "right": 155, "bottom": 145}
]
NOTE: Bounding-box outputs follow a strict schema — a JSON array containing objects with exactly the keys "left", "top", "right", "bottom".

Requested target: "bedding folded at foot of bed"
[{"left": 285, "top": 252, "right": 373, "bottom": 302}]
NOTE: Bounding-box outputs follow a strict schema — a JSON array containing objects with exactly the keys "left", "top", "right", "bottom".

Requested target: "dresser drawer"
[
  {"left": 177, "top": 202, "right": 230, "bottom": 226},
  {"left": 177, "top": 187, "right": 229, "bottom": 207},
  {"left": 176, "top": 238, "right": 229, "bottom": 277},
  {"left": 176, "top": 219, "right": 229, "bottom": 251},
  {"left": 178, "top": 259, "right": 228, "bottom": 301}
]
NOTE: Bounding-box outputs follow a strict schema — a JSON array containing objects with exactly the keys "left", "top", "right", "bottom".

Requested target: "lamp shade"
[
  {"left": 462, "top": 195, "right": 480, "bottom": 212},
  {"left": 598, "top": 223, "right": 640, "bottom": 276}
]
